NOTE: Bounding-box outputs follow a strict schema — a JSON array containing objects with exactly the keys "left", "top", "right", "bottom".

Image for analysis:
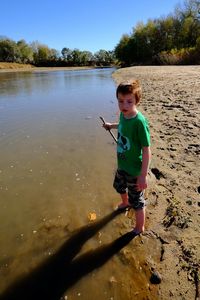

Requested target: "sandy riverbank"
[{"left": 112, "top": 66, "right": 200, "bottom": 299}]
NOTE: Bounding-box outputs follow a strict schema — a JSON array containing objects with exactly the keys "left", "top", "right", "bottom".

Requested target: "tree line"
[
  {"left": 0, "top": 38, "right": 115, "bottom": 67},
  {"left": 115, "top": 0, "right": 200, "bottom": 66}
]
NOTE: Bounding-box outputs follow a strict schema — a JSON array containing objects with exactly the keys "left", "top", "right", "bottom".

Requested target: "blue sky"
[{"left": 1, "top": 0, "right": 182, "bottom": 54}]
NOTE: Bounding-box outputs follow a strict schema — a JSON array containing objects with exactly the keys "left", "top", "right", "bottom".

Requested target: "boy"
[{"left": 103, "top": 80, "right": 151, "bottom": 234}]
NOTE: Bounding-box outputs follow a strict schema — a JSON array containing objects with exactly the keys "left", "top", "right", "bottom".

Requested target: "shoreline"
[
  {"left": 0, "top": 62, "right": 116, "bottom": 73},
  {"left": 0, "top": 65, "right": 95, "bottom": 73},
  {"left": 112, "top": 66, "right": 200, "bottom": 299}
]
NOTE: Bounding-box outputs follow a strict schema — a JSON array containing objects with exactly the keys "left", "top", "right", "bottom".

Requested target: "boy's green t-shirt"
[{"left": 117, "top": 111, "right": 150, "bottom": 176}]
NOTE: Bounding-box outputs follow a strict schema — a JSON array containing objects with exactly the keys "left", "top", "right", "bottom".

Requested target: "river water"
[{"left": 0, "top": 68, "right": 160, "bottom": 300}]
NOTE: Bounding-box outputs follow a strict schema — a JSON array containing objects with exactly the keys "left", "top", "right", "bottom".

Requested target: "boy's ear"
[{"left": 135, "top": 94, "right": 140, "bottom": 104}]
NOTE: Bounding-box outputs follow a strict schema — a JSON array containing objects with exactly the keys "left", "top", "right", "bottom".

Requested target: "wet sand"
[{"left": 113, "top": 66, "right": 200, "bottom": 299}]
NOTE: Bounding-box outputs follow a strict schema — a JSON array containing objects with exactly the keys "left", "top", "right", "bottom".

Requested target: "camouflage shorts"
[{"left": 113, "top": 169, "right": 145, "bottom": 210}]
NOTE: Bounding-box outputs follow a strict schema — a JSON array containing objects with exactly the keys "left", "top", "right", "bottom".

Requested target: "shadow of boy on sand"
[{"left": 0, "top": 210, "right": 137, "bottom": 300}]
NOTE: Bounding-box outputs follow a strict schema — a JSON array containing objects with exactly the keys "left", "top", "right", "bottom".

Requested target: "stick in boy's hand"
[{"left": 99, "top": 116, "right": 117, "bottom": 143}]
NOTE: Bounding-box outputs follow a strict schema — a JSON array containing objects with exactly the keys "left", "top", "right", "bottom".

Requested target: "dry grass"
[
  {"left": 0, "top": 62, "right": 94, "bottom": 73},
  {"left": 0, "top": 62, "right": 35, "bottom": 70}
]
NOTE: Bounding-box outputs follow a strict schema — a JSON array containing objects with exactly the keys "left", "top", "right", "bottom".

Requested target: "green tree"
[
  {"left": 61, "top": 47, "right": 72, "bottom": 64},
  {"left": 31, "top": 42, "right": 59, "bottom": 66},
  {"left": 80, "top": 51, "right": 94, "bottom": 66},
  {"left": 133, "top": 22, "right": 154, "bottom": 62},
  {"left": 17, "top": 39, "right": 33, "bottom": 63},
  {"left": 115, "top": 34, "right": 134, "bottom": 66},
  {"left": 94, "top": 49, "right": 114, "bottom": 66},
  {"left": 49, "top": 48, "right": 60, "bottom": 61},
  {"left": 0, "top": 38, "right": 20, "bottom": 62},
  {"left": 174, "top": 0, "right": 200, "bottom": 47},
  {"left": 34, "top": 46, "right": 49, "bottom": 65},
  {"left": 70, "top": 49, "right": 82, "bottom": 66}
]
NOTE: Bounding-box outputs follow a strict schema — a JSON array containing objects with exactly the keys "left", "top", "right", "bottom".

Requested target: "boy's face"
[{"left": 117, "top": 93, "right": 137, "bottom": 117}]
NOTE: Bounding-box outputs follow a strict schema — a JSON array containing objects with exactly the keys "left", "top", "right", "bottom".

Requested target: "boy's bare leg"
[
  {"left": 134, "top": 207, "right": 145, "bottom": 233},
  {"left": 117, "top": 193, "right": 130, "bottom": 209}
]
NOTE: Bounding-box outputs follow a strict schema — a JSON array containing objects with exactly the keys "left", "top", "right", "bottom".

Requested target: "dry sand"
[{"left": 112, "top": 66, "right": 200, "bottom": 299}]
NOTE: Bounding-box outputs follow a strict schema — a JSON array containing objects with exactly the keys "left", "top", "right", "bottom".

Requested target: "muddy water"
[{"left": 0, "top": 69, "right": 161, "bottom": 299}]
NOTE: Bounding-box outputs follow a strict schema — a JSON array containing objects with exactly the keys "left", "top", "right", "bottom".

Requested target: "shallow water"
[
  {"left": 0, "top": 69, "right": 116, "bottom": 285},
  {"left": 0, "top": 68, "right": 160, "bottom": 299}
]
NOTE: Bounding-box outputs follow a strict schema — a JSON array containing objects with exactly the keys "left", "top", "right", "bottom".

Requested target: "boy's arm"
[
  {"left": 103, "top": 122, "right": 118, "bottom": 130},
  {"left": 137, "top": 146, "right": 151, "bottom": 191}
]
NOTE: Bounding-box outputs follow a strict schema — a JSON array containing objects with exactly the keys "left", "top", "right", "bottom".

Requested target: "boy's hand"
[
  {"left": 103, "top": 123, "right": 112, "bottom": 130},
  {"left": 136, "top": 175, "right": 148, "bottom": 191}
]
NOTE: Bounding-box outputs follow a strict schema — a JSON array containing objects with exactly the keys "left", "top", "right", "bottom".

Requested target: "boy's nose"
[{"left": 123, "top": 103, "right": 129, "bottom": 109}]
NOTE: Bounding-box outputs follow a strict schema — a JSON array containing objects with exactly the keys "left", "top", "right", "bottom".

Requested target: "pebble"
[
  {"left": 109, "top": 276, "right": 117, "bottom": 283},
  {"left": 150, "top": 270, "right": 162, "bottom": 284},
  {"left": 186, "top": 200, "right": 192, "bottom": 205}
]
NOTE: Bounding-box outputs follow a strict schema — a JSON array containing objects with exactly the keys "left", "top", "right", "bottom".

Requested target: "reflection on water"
[{"left": 0, "top": 69, "right": 160, "bottom": 299}]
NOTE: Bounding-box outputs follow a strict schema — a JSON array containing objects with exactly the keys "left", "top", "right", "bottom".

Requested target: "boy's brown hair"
[{"left": 116, "top": 80, "right": 142, "bottom": 104}]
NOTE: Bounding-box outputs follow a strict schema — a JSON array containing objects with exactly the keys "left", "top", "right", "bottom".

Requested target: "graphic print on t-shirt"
[{"left": 117, "top": 124, "right": 130, "bottom": 153}]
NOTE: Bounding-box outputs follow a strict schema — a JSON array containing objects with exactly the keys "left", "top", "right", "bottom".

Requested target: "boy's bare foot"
[{"left": 132, "top": 227, "right": 144, "bottom": 235}]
